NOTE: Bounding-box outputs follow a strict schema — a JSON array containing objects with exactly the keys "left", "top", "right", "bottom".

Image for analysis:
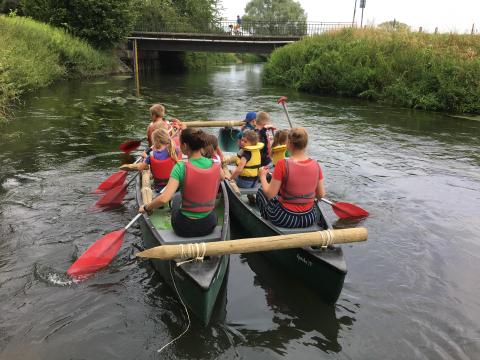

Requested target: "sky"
[{"left": 220, "top": 0, "right": 479, "bottom": 33}]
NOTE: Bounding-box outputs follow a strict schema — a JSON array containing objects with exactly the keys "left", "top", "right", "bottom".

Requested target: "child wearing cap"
[{"left": 237, "top": 111, "right": 257, "bottom": 144}]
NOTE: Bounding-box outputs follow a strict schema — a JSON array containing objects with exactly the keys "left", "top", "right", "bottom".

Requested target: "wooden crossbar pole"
[
  {"left": 183, "top": 120, "right": 244, "bottom": 128},
  {"left": 136, "top": 227, "right": 368, "bottom": 260}
]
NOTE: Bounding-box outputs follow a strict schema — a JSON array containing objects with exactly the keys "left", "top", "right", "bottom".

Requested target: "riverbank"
[
  {"left": 264, "top": 28, "right": 480, "bottom": 114},
  {"left": 0, "top": 15, "right": 119, "bottom": 124}
]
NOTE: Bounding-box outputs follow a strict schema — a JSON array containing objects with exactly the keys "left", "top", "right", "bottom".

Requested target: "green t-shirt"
[{"left": 170, "top": 157, "right": 215, "bottom": 219}]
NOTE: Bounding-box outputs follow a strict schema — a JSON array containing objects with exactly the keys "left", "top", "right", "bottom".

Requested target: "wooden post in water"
[
  {"left": 472, "top": 23, "right": 475, "bottom": 35},
  {"left": 133, "top": 39, "right": 140, "bottom": 97}
]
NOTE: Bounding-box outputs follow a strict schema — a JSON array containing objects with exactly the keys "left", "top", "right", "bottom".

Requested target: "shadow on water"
[{"left": 239, "top": 253, "right": 347, "bottom": 355}]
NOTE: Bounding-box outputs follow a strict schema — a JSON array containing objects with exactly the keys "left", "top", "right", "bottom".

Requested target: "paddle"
[
  {"left": 94, "top": 157, "right": 142, "bottom": 193},
  {"left": 96, "top": 172, "right": 139, "bottom": 208},
  {"left": 277, "top": 96, "right": 369, "bottom": 219},
  {"left": 119, "top": 139, "right": 143, "bottom": 153},
  {"left": 67, "top": 213, "right": 142, "bottom": 278}
]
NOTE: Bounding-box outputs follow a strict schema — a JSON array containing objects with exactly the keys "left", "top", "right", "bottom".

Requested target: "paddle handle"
[
  {"left": 125, "top": 213, "right": 142, "bottom": 230},
  {"left": 320, "top": 197, "right": 333, "bottom": 206}
]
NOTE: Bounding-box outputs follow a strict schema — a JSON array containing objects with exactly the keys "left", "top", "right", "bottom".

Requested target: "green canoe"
[
  {"left": 135, "top": 178, "right": 230, "bottom": 325},
  {"left": 224, "top": 180, "right": 347, "bottom": 304}
]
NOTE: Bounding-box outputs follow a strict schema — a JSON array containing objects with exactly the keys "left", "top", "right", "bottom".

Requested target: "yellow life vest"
[
  {"left": 237, "top": 142, "right": 264, "bottom": 177},
  {"left": 271, "top": 144, "right": 287, "bottom": 166}
]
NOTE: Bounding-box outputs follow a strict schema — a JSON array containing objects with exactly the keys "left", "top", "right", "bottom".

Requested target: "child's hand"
[{"left": 258, "top": 166, "right": 269, "bottom": 178}]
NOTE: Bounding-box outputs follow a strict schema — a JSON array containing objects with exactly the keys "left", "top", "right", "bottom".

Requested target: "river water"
[{"left": 0, "top": 64, "right": 479, "bottom": 359}]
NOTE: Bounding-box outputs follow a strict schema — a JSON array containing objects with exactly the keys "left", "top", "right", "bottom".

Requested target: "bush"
[
  {"left": 21, "top": 0, "right": 137, "bottom": 49},
  {"left": 264, "top": 28, "right": 480, "bottom": 114}
]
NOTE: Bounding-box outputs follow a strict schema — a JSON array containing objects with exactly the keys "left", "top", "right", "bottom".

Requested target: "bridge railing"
[{"left": 134, "top": 20, "right": 353, "bottom": 37}]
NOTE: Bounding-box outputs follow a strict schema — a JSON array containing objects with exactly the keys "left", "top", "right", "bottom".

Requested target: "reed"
[{"left": 264, "top": 28, "right": 480, "bottom": 114}]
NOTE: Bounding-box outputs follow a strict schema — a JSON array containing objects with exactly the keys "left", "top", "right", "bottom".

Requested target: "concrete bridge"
[{"left": 128, "top": 21, "right": 352, "bottom": 54}]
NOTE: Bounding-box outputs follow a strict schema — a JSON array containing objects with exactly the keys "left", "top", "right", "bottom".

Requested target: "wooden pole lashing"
[{"left": 136, "top": 227, "right": 368, "bottom": 260}]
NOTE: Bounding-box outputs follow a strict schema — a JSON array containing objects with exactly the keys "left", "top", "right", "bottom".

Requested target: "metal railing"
[{"left": 133, "top": 20, "right": 353, "bottom": 37}]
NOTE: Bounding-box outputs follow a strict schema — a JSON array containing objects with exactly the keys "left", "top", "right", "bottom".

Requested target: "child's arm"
[
  {"left": 120, "top": 162, "right": 148, "bottom": 171},
  {"left": 229, "top": 157, "right": 247, "bottom": 180}
]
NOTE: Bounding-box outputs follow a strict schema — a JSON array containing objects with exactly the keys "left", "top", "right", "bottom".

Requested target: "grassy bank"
[
  {"left": 0, "top": 15, "right": 118, "bottom": 123},
  {"left": 264, "top": 28, "right": 480, "bottom": 114}
]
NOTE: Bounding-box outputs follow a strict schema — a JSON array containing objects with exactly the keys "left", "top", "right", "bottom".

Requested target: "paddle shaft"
[{"left": 137, "top": 227, "right": 367, "bottom": 260}]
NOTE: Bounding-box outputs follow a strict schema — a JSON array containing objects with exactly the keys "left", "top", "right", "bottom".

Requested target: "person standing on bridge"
[{"left": 235, "top": 15, "right": 242, "bottom": 34}]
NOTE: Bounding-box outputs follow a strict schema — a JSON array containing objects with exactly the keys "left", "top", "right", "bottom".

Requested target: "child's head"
[
  {"left": 256, "top": 111, "right": 271, "bottom": 127},
  {"left": 240, "top": 130, "right": 258, "bottom": 148},
  {"left": 180, "top": 128, "right": 208, "bottom": 152},
  {"left": 149, "top": 104, "right": 165, "bottom": 121},
  {"left": 152, "top": 128, "right": 178, "bottom": 161},
  {"left": 287, "top": 127, "right": 308, "bottom": 151},
  {"left": 244, "top": 111, "right": 256, "bottom": 123},
  {"left": 202, "top": 133, "right": 219, "bottom": 158},
  {"left": 272, "top": 129, "right": 289, "bottom": 147}
]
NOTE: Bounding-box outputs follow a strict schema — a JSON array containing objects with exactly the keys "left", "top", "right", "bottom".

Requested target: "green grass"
[
  {"left": 0, "top": 15, "right": 118, "bottom": 122},
  {"left": 264, "top": 28, "right": 480, "bottom": 114}
]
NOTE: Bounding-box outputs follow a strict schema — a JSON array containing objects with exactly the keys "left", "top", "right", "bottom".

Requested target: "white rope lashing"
[{"left": 176, "top": 242, "right": 207, "bottom": 266}]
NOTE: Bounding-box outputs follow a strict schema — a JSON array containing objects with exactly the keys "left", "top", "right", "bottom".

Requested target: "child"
[
  {"left": 254, "top": 111, "right": 275, "bottom": 166},
  {"left": 227, "top": 130, "right": 264, "bottom": 189},
  {"left": 270, "top": 129, "right": 289, "bottom": 166},
  {"left": 121, "top": 129, "right": 178, "bottom": 192},
  {"left": 146, "top": 104, "right": 172, "bottom": 147},
  {"left": 237, "top": 111, "right": 256, "bottom": 145},
  {"left": 203, "top": 133, "right": 224, "bottom": 164}
]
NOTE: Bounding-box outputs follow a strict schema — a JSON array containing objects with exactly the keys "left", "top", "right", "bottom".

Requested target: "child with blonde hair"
[
  {"left": 270, "top": 129, "right": 289, "bottom": 166},
  {"left": 254, "top": 111, "right": 275, "bottom": 166},
  {"left": 121, "top": 128, "right": 178, "bottom": 192}
]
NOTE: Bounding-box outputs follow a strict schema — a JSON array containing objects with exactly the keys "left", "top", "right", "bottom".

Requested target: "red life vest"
[
  {"left": 279, "top": 159, "right": 320, "bottom": 205},
  {"left": 150, "top": 154, "right": 176, "bottom": 185},
  {"left": 181, "top": 161, "right": 221, "bottom": 213}
]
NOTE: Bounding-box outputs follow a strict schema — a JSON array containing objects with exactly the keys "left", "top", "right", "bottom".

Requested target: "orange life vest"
[
  {"left": 279, "top": 159, "right": 319, "bottom": 205},
  {"left": 181, "top": 161, "right": 221, "bottom": 213}
]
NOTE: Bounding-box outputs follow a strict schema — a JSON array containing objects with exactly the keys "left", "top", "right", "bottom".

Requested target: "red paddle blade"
[
  {"left": 96, "top": 184, "right": 127, "bottom": 208},
  {"left": 331, "top": 202, "right": 369, "bottom": 219},
  {"left": 67, "top": 229, "right": 125, "bottom": 277},
  {"left": 277, "top": 96, "right": 288, "bottom": 104},
  {"left": 95, "top": 171, "right": 127, "bottom": 193},
  {"left": 119, "top": 139, "right": 141, "bottom": 153}
]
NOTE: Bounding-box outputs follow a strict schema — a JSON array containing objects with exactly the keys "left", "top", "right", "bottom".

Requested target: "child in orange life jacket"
[
  {"left": 203, "top": 134, "right": 224, "bottom": 164},
  {"left": 121, "top": 129, "right": 178, "bottom": 192},
  {"left": 270, "top": 129, "right": 289, "bottom": 166},
  {"left": 146, "top": 104, "right": 176, "bottom": 147},
  {"left": 226, "top": 130, "right": 264, "bottom": 189},
  {"left": 254, "top": 111, "right": 275, "bottom": 166}
]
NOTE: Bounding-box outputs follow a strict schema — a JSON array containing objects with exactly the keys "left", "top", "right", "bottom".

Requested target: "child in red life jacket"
[
  {"left": 254, "top": 111, "right": 275, "bottom": 166},
  {"left": 256, "top": 127, "right": 326, "bottom": 228},
  {"left": 203, "top": 134, "right": 224, "bottom": 164},
  {"left": 121, "top": 129, "right": 179, "bottom": 192},
  {"left": 139, "top": 128, "right": 224, "bottom": 237},
  {"left": 226, "top": 130, "right": 264, "bottom": 189}
]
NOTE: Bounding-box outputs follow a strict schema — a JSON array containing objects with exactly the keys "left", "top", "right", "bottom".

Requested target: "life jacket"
[
  {"left": 236, "top": 142, "right": 264, "bottom": 178},
  {"left": 181, "top": 161, "right": 221, "bottom": 213},
  {"left": 271, "top": 144, "right": 287, "bottom": 166},
  {"left": 279, "top": 159, "right": 320, "bottom": 205},
  {"left": 149, "top": 153, "right": 176, "bottom": 185}
]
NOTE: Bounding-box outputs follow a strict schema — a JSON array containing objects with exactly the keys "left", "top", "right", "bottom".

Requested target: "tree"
[
  {"left": 21, "top": 0, "right": 137, "bottom": 49},
  {"left": 242, "top": 0, "right": 307, "bottom": 36},
  {"left": 378, "top": 20, "right": 410, "bottom": 32}
]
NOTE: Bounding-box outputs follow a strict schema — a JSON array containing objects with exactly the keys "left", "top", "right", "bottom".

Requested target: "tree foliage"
[
  {"left": 242, "top": 0, "right": 307, "bottom": 35},
  {"left": 21, "top": 0, "right": 137, "bottom": 49},
  {"left": 378, "top": 20, "right": 410, "bottom": 32}
]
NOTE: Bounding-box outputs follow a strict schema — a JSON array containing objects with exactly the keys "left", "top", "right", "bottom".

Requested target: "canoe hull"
[
  {"left": 226, "top": 182, "right": 346, "bottom": 304},
  {"left": 136, "top": 178, "right": 230, "bottom": 325}
]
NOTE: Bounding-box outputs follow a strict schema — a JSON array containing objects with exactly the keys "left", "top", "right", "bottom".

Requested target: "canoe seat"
[
  {"left": 239, "top": 187, "right": 260, "bottom": 195},
  {"left": 157, "top": 225, "right": 222, "bottom": 245},
  {"left": 274, "top": 223, "right": 324, "bottom": 235}
]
